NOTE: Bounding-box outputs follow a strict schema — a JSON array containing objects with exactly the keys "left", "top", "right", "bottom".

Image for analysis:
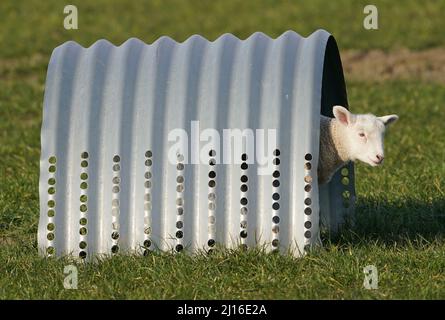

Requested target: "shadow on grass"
[{"left": 329, "top": 197, "right": 445, "bottom": 245}]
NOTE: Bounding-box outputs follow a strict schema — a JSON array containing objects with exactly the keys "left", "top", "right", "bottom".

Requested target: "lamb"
[{"left": 318, "top": 106, "right": 398, "bottom": 185}]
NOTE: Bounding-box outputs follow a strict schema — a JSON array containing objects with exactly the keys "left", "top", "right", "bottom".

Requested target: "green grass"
[{"left": 1, "top": 0, "right": 445, "bottom": 299}]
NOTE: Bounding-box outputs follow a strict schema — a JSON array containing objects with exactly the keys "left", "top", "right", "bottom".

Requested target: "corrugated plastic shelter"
[{"left": 38, "top": 29, "right": 355, "bottom": 259}]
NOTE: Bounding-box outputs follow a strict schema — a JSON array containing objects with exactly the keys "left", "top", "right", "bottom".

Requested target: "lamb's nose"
[{"left": 376, "top": 154, "right": 384, "bottom": 163}]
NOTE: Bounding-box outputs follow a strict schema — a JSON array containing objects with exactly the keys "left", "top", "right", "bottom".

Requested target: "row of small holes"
[
  {"left": 143, "top": 150, "right": 153, "bottom": 256},
  {"left": 79, "top": 152, "right": 89, "bottom": 259},
  {"left": 303, "top": 153, "right": 313, "bottom": 246},
  {"left": 175, "top": 153, "right": 185, "bottom": 252},
  {"left": 271, "top": 149, "right": 280, "bottom": 249},
  {"left": 341, "top": 167, "right": 351, "bottom": 208},
  {"left": 46, "top": 156, "right": 57, "bottom": 256},
  {"left": 239, "top": 153, "right": 248, "bottom": 248},
  {"left": 111, "top": 155, "right": 120, "bottom": 254},
  {"left": 207, "top": 150, "right": 217, "bottom": 253}
]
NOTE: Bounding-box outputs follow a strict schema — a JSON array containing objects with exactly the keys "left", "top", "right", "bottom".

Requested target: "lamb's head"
[{"left": 332, "top": 105, "right": 398, "bottom": 167}]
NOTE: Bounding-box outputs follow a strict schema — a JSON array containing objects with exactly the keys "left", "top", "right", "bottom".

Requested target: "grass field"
[{"left": 0, "top": 0, "right": 444, "bottom": 299}]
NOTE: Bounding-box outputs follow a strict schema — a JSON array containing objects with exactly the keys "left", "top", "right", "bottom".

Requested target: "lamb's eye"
[{"left": 359, "top": 132, "right": 366, "bottom": 137}]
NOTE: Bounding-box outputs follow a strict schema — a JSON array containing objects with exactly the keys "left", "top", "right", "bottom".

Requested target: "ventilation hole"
[
  {"left": 47, "top": 200, "right": 55, "bottom": 208},
  {"left": 240, "top": 175, "right": 248, "bottom": 183},
  {"left": 145, "top": 171, "right": 152, "bottom": 180},
  {"left": 49, "top": 165, "right": 56, "bottom": 173},
  {"left": 272, "top": 216, "right": 280, "bottom": 224},
  {"left": 208, "top": 239, "right": 215, "bottom": 247},
  {"left": 111, "top": 232, "right": 119, "bottom": 240},
  {"left": 176, "top": 231, "right": 183, "bottom": 238},
  {"left": 177, "top": 154, "right": 185, "bottom": 162},
  {"left": 177, "top": 163, "right": 184, "bottom": 171},
  {"left": 79, "top": 218, "right": 87, "bottom": 225},
  {"left": 80, "top": 161, "right": 88, "bottom": 168},
  {"left": 271, "top": 239, "right": 279, "bottom": 247},
  {"left": 81, "top": 152, "right": 89, "bottom": 159},
  {"left": 209, "top": 159, "right": 216, "bottom": 166},
  {"left": 342, "top": 177, "right": 350, "bottom": 185},
  {"left": 48, "top": 187, "right": 55, "bottom": 195},
  {"left": 143, "top": 249, "right": 150, "bottom": 256},
  {"left": 342, "top": 190, "right": 351, "bottom": 199},
  {"left": 208, "top": 171, "right": 216, "bottom": 179},
  {"left": 112, "top": 186, "right": 119, "bottom": 193},
  {"left": 79, "top": 241, "right": 87, "bottom": 249},
  {"left": 273, "top": 149, "right": 280, "bottom": 157},
  {"left": 176, "top": 176, "right": 184, "bottom": 183},
  {"left": 113, "top": 164, "right": 120, "bottom": 171},
  {"left": 80, "top": 204, "right": 87, "bottom": 212},
  {"left": 208, "top": 193, "right": 216, "bottom": 201},
  {"left": 240, "top": 220, "right": 247, "bottom": 229},
  {"left": 176, "top": 198, "right": 184, "bottom": 206},
  {"left": 144, "top": 227, "right": 151, "bottom": 235},
  {"left": 241, "top": 163, "right": 248, "bottom": 170},
  {"left": 145, "top": 150, "right": 152, "bottom": 158},
  {"left": 341, "top": 167, "right": 349, "bottom": 176},
  {"left": 177, "top": 207, "right": 184, "bottom": 215},
  {"left": 80, "top": 182, "right": 88, "bottom": 190},
  {"left": 240, "top": 207, "right": 248, "bottom": 215},
  {"left": 304, "top": 244, "right": 311, "bottom": 252},
  {"left": 47, "top": 209, "right": 55, "bottom": 217},
  {"left": 49, "top": 156, "right": 57, "bottom": 164},
  {"left": 304, "top": 198, "right": 312, "bottom": 205},
  {"left": 273, "top": 158, "right": 280, "bottom": 165},
  {"left": 47, "top": 233, "right": 54, "bottom": 241},
  {"left": 46, "top": 247, "right": 55, "bottom": 255},
  {"left": 304, "top": 231, "right": 311, "bottom": 239},
  {"left": 272, "top": 225, "right": 279, "bottom": 234},
  {"left": 240, "top": 184, "right": 248, "bottom": 192},
  {"left": 80, "top": 173, "right": 88, "bottom": 180},
  {"left": 272, "top": 193, "right": 280, "bottom": 201},
  {"left": 144, "top": 181, "right": 152, "bottom": 188},
  {"left": 272, "top": 202, "right": 280, "bottom": 210},
  {"left": 47, "top": 223, "right": 55, "bottom": 231},
  {"left": 143, "top": 239, "right": 152, "bottom": 248},
  {"left": 304, "top": 221, "right": 312, "bottom": 229},
  {"left": 79, "top": 251, "right": 87, "bottom": 259},
  {"left": 176, "top": 185, "right": 184, "bottom": 193},
  {"left": 272, "top": 180, "right": 280, "bottom": 188},
  {"left": 304, "top": 207, "right": 312, "bottom": 215},
  {"left": 112, "top": 199, "right": 119, "bottom": 207},
  {"left": 241, "top": 153, "right": 248, "bottom": 161},
  {"left": 112, "top": 176, "right": 120, "bottom": 184},
  {"left": 304, "top": 162, "right": 312, "bottom": 170},
  {"left": 79, "top": 227, "right": 87, "bottom": 235},
  {"left": 305, "top": 153, "right": 312, "bottom": 161},
  {"left": 176, "top": 221, "right": 183, "bottom": 229},
  {"left": 304, "top": 184, "right": 312, "bottom": 192},
  {"left": 240, "top": 230, "right": 247, "bottom": 238},
  {"left": 304, "top": 175, "right": 312, "bottom": 183},
  {"left": 113, "top": 155, "right": 120, "bottom": 163},
  {"left": 209, "top": 150, "right": 216, "bottom": 157},
  {"left": 240, "top": 197, "right": 248, "bottom": 206},
  {"left": 272, "top": 170, "right": 280, "bottom": 178},
  {"left": 111, "top": 245, "right": 119, "bottom": 253},
  {"left": 208, "top": 203, "right": 216, "bottom": 210},
  {"left": 144, "top": 194, "right": 151, "bottom": 202},
  {"left": 48, "top": 178, "right": 56, "bottom": 185},
  {"left": 208, "top": 180, "right": 216, "bottom": 188},
  {"left": 175, "top": 244, "right": 184, "bottom": 252}
]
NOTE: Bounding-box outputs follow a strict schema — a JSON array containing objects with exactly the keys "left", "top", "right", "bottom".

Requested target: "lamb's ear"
[
  {"left": 332, "top": 105, "right": 353, "bottom": 126},
  {"left": 379, "top": 114, "right": 399, "bottom": 126}
]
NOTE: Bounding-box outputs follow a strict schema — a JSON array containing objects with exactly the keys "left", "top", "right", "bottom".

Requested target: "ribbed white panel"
[{"left": 38, "top": 30, "right": 355, "bottom": 259}]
